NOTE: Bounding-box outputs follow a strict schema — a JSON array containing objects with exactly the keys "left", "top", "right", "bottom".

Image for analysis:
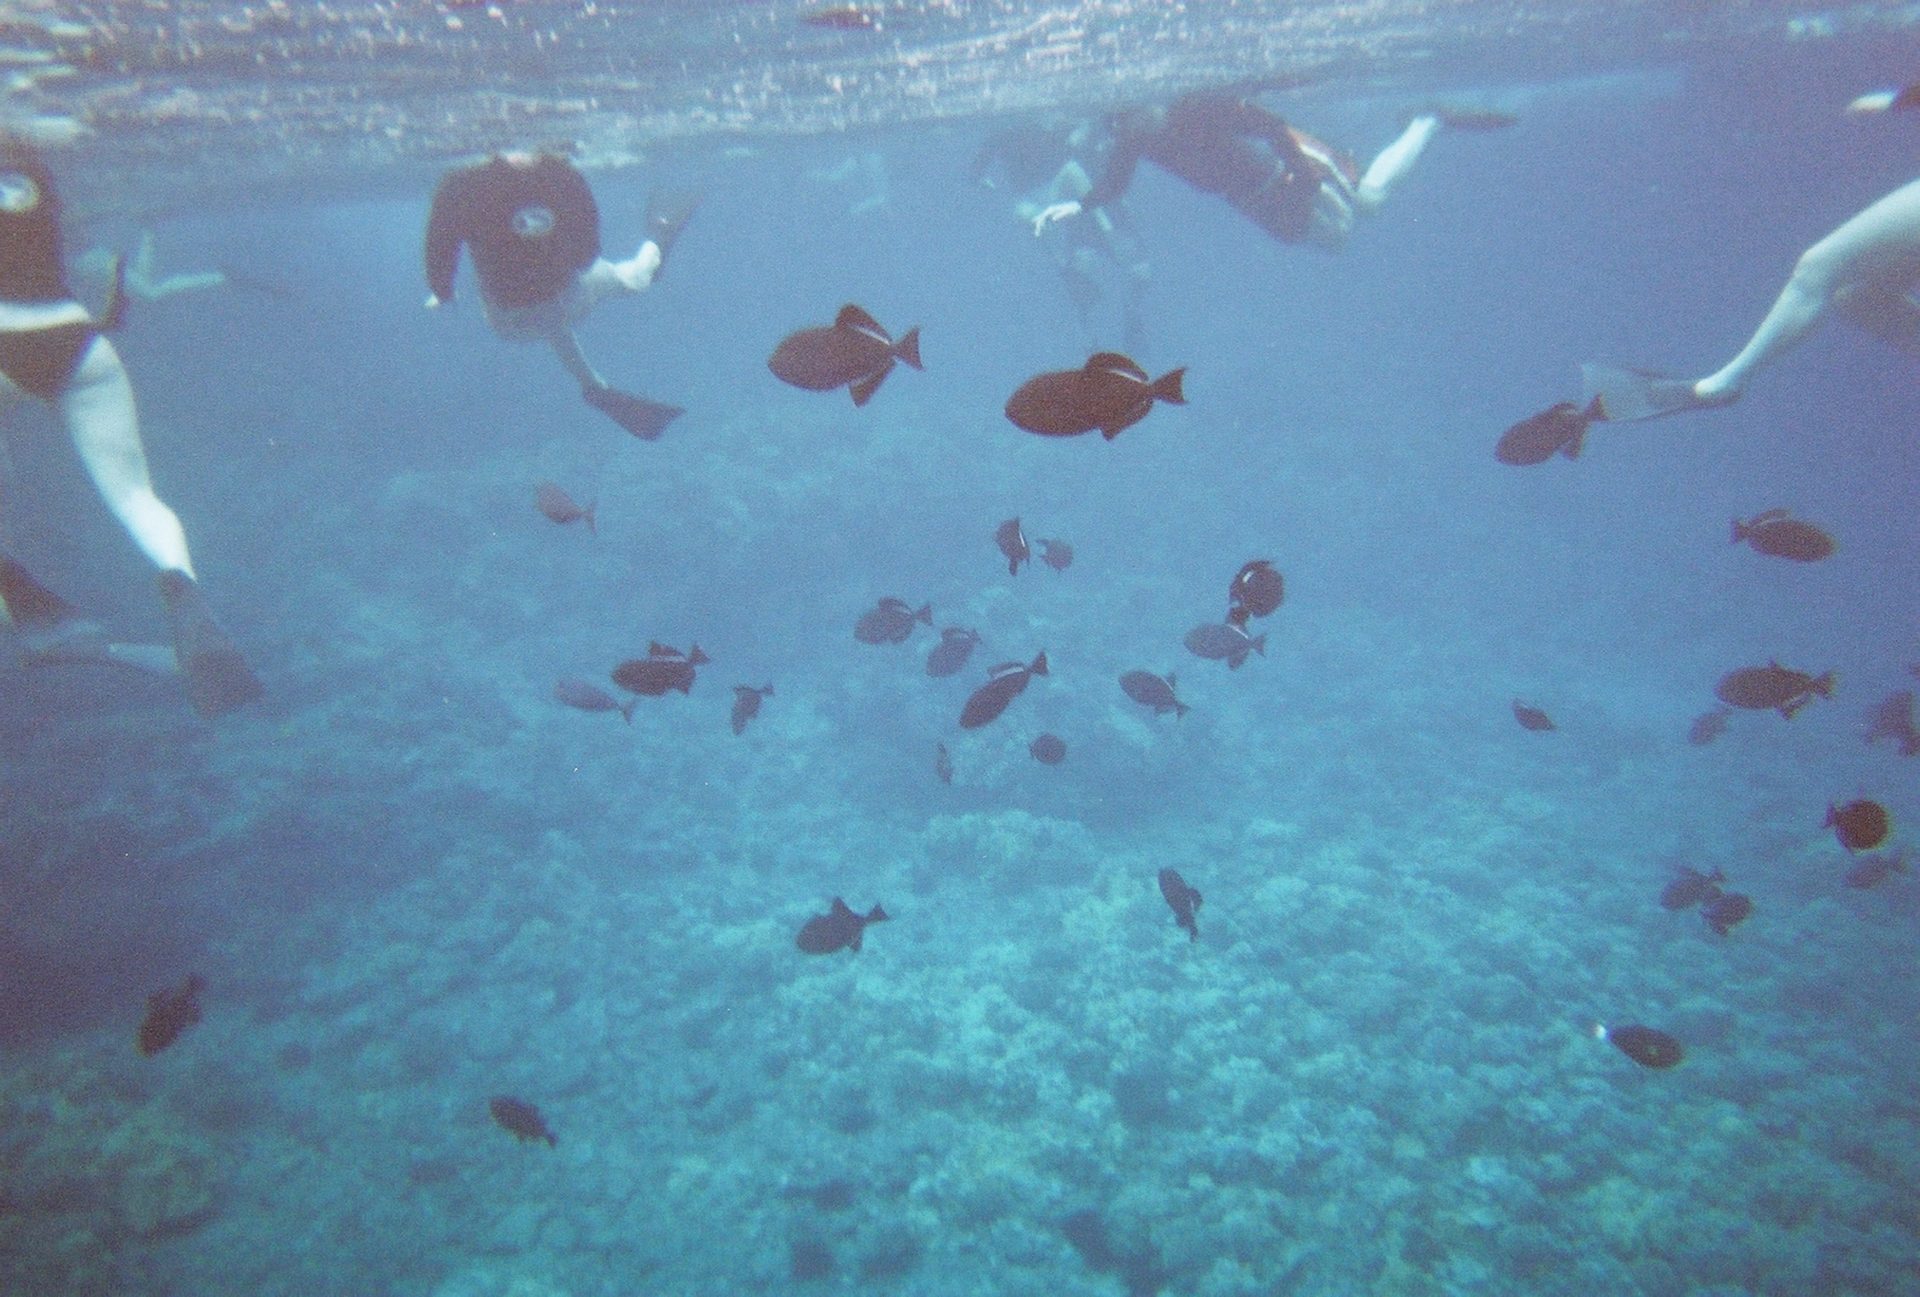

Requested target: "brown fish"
[
  {"left": 1157, "top": 868, "right": 1202, "bottom": 941},
  {"left": 1494, "top": 397, "right": 1603, "bottom": 466},
  {"left": 769, "top": 304, "right": 921, "bottom": 406},
  {"left": 1038, "top": 539, "right": 1074, "bottom": 572},
  {"left": 1731, "top": 510, "right": 1834, "bottom": 562},
  {"left": 1594, "top": 1022, "right": 1683, "bottom": 1069},
  {"left": 1512, "top": 700, "right": 1555, "bottom": 731},
  {"left": 1701, "top": 891, "right": 1753, "bottom": 936},
  {"left": 1004, "top": 352, "right": 1186, "bottom": 440},
  {"left": 855, "top": 598, "right": 932, "bottom": 645},
  {"left": 1826, "top": 799, "right": 1890, "bottom": 853},
  {"left": 1029, "top": 732, "right": 1066, "bottom": 765},
  {"left": 137, "top": 974, "right": 205, "bottom": 1057},
  {"left": 1183, "top": 622, "right": 1264, "bottom": 669},
  {"left": 1686, "top": 706, "right": 1731, "bottom": 746},
  {"left": 1714, "top": 662, "right": 1835, "bottom": 718},
  {"left": 554, "top": 677, "right": 636, "bottom": 722},
  {"left": 611, "top": 642, "right": 710, "bottom": 697},
  {"left": 924, "top": 626, "right": 982, "bottom": 677},
  {"left": 489, "top": 1096, "right": 557, "bottom": 1147},
  {"left": 1864, "top": 691, "right": 1920, "bottom": 756},
  {"left": 796, "top": 898, "right": 889, "bottom": 954},
  {"left": 1120, "top": 669, "right": 1187, "bottom": 718},
  {"left": 731, "top": 683, "right": 773, "bottom": 735},
  {"left": 534, "top": 482, "right": 596, "bottom": 533},
  {"left": 995, "top": 518, "right": 1030, "bottom": 575},
  {"left": 959, "top": 652, "right": 1048, "bottom": 729},
  {"left": 1226, "top": 559, "right": 1283, "bottom": 624}
]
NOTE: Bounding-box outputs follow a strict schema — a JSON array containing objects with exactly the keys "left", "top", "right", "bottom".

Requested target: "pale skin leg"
[
  {"left": 1354, "top": 114, "right": 1441, "bottom": 213},
  {"left": 62, "top": 337, "right": 195, "bottom": 577},
  {"left": 487, "top": 245, "right": 664, "bottom": 391},
  {"left": 1694, "top": 177, "right": 1920, "bottom": 402}
]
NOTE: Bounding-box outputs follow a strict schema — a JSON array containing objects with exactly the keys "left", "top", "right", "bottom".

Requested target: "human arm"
[{"left": 422, "top": 167, "right": 476, "bottom": 304}]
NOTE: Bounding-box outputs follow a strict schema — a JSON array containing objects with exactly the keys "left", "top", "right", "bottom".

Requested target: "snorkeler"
[
  {"left": 0, "top": 135, "right": 262, "bottom": 717},
  {"left": 1031, "top": 92, "right": 1510, "bottom": 252},
  {"left": 1583, "top": 176, "right": 1920, "bottom": 421},
  {"left": 423, "top": 150, "right": 699, "bottom": 440},
  {"left": 972, "top": 118, "right": 1152, "bottom": 349}
]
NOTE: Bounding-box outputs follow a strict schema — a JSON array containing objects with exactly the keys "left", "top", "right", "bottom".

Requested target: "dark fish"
[
  {"left": 1120, "top": 670, "right": 1188, "bottom": 718},
  {"left": 1659, "top": 866, "right": 1725, "bottom": 911},
  {"left": 534, "top": 482, "right": 595, "bottom": 533},
  {"left": 1714, "top": 662, "right": 1835, "bottom": 718},
  {"left": 995, "top": 517, "right": 1030, "bottom": 575},
  {"left": 796, "top": 897, "right": 889, "bottom": 954},
  {"left": 1863, "top": 691, "right": 1920, "bottom": 756},
  {"left": 1038, "top": 538, "right": 1074, "bottom": 571},
  {"left": 1029, "top": 733, "right": 1066, "bottom": 765},
  {"left": 489, "top": 1096, "right": 557, "bottom": 1147},
  {"left": 1157, "top": 867, "right": 1202, "bottom": 940},
  {"left": 769, "top": 304, "right": 922, "bottom": 406},
  {"left": 1596, "top": 1023, "right": 1684, "bottom": 1069},
  {"left": 934, "top": 742, "right": 953, "bottom": 785},
  {"left": 137, "top": 975, "right": 205, "bottom": 1057},
  {"left": 1226, "top": 559, "right": 1283, "bottom": 623},
  {"left": 1004, "top": 352, "right": 1186, "bottom": 440},
  {"left": 1701, "top": 891, "right": 1753, "bottom": 936},
  {"left": 1844, "top": 852, "right": 1906, "bottom": 889},
  {"left": 1512, "top": 700, "right": 1555, "bottom": 732},
  {"left": 611, "top": 642, "right": 710, "bottom": 696},
  {"left": 1826, "top": 799, "right": 1890, "bottom": 853},
  {"left": 959, "top": 652, "right": 1048, "bottom": 729},
  {"left": 924, "top": 626, "right": 981, "bottom": 677},
  {"left": 731, "top": 683, "right": 773, "bottom": 735},
  {"left": 1183, "top": 622, "right": 1264, "bottom": 669},
  {"left": 801, "top": 5, "right": 876, "bottom": 29},
  {"left": 855, "top": 597, "right": 932, "bottom": 645},
  {"left": 1686, "top": 706, "right": 1731, "bottom": 747},
  {"left": 554, "top": 677, "right": 636, "bottom": 722},
  {"left": 1731, "top": 509, "right": 1835, "bottom": 562},
  {"left": 1494, "top": 397, "right": 1603, "bottom": 466}
]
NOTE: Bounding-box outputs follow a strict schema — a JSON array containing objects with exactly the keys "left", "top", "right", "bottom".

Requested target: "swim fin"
[
  {"left": 158, "top": 570, "right": 262, "bottom": 718},
  {"left": 583, "top": 385, "right": 684, "bottom": 440},
  {"left": 643, "top": 190, "right": 702, "bottom": 281},
  {"left": 99, "top": 253, "right": 129, "bottom": 332},
  {"left": 1579, "top": 363, "right": 1717, "bottom": 423},
  {"left": 0, "top": 554, "right": 111, "bottom": 664}
]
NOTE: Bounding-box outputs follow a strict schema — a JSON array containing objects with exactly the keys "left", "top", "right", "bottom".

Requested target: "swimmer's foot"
[
  {"left": 1579, "top": 362, "right": 1729, "bottom": 423},
  {"left": 643, "top": 191, "right": 703, "bottom": 281},
  {"left": 158, "top": 570, "right": 262, "bottom": 718},
  {"left": 583, "top": 384, "right": 684, "bottom": 441}
]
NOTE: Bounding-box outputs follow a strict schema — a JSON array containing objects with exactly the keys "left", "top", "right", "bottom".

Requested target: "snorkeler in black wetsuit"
[
  {"left": 0, "top": 135, "right": 261, "bottom": 717},
  {"left": 423, "top": 151, "right": 699, "bottom": 440},
  {"left": 1034, "top": 92, "right": 1498, "bottom": 253}
]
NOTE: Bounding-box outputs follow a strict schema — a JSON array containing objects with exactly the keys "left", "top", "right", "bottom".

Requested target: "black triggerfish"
[
  {"left": 1495, "top": 398, "right": 1603, "bottom": 465},
  {"left": 959, "top": 653, "right": 1048, "bottom": 729},
  {"left": 489, "top": 1096, "right": 558, "bottom": 1147},
  {"left": 1157, "top": 868, "right": 1202, "bottom": 941},
  {"left": 796, "top": 898, "right": 890, "bottom": 954},
  {"left": 1005, "top": 352, "right": 1186, "bottom": 440},
  {"left": 1595, "top": 1022, "right": 1683, "bottom": 1069},
  {"left": 137, "top": 975, "right": 205, "bottom": 1057},
  {"left": 769, "top": 304, "right": 922, "bottom": 406}
]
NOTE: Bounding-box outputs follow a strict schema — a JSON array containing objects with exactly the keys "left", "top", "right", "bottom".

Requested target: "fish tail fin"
[
  {"left": 1029, "top": 651, "right": 1049, "bottom": 676},
  {"left": 621, "top": 699, "right": 636, "bottom": 723},
  {"left": 1813, "top": 671, "right": 1836, "bottom": 698},
  {"left": 868, "top": 904, "right": 890, "bottom": 924},
  {"left": 850, "top": 364, "right": 892, "bottom": 406},
  {"left": 1582, "top": 395, "right": 1605, "bottom": 422},
  {"left": 1252, "top": 634, "right": 1266, "bottom": 656},
  {"left": 1175, "top": 701, "right": 1191, "bottom": 719},
  {"left": 763, "top": 683, "right": 775, "bottom": 696},
  {"left": 1730, "top": 518, "right": 1746, "bottom": 544},
  {"left": 893, "top": 327, "right": 922, "bottom": 370},
  {"left": 585, "top": 501, "right": 598, "bottom": 536},
  {"left": 1151, "top": 367, "right": 1187, "bottom": 405},
  {"left": 915, "top": 604, "right": 933, "bottom": 625},
  {"left": 690, "top": 645, "right": 711, "bottom": 665}
]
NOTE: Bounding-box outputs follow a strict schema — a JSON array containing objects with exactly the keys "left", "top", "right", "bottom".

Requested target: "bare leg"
[
  {"left": 1354, "top": 115, "right": 1441, "bottom": 214},
  {"left": 1694, "top": 177, "right": 1920, "bottom": 402},
  {"left": 61, "top": 337, "right": 194, "bottom": 576},
  {"left": 545, "top": 324, "right": 606, "bottom": 391}
]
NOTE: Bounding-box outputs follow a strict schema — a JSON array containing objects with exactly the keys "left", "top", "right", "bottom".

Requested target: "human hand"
[{"left": 1032, "top": 201, "right": 1081, "bottom": 235}]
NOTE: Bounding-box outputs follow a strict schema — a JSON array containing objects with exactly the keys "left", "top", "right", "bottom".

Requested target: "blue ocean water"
[{"left": 3, "top": 9, "right": 1919, "bottom": 1297}]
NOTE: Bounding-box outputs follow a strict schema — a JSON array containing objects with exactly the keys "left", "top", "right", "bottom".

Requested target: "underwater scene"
[{"left": 2, "top": 3, "right": 1918, "bottom": 1295}]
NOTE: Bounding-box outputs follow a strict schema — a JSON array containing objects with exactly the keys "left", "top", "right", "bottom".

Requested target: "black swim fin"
[
  {"left": 158, "top": 570, "right": 262, "bottom": 718},
  {"left": 644, "top": 190, "right": 703, "bottom": 281},
  {"left": 583, "top": 385, "right": 684, "bottom": 440},
  {"left": 0, "top": 554, "right": 112, "bottom": 664}
]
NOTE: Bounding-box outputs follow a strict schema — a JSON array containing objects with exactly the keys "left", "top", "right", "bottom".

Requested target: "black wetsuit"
[
  {"left": 423, "top": 154, "right": 601, "bottom": 310},
  {"left": 0, "top": 140, "right": 98, "bottom": 400},
  {"left": 1082, "top": 94, "right": 1342, "bottom": 243}
]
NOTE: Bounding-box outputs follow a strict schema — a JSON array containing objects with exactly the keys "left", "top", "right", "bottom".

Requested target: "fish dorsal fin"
[
  {"left": 829, "top": 897, "right": 855, "bottom": 920},
  {"left": 648, "top": 641, "right": 680, "bottom": 657},
  {"left": 879, "top": 597, "right": 908, "bottom": 612},
  {"left": 1750, "top": 508, "right": 1791, "bottom": 526},
  {"left": 1085, "top": 351, "right": 1146, "bottom": 382},
  {"left": 835, "top": 304, "right": 887, "bottom": 339}
]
